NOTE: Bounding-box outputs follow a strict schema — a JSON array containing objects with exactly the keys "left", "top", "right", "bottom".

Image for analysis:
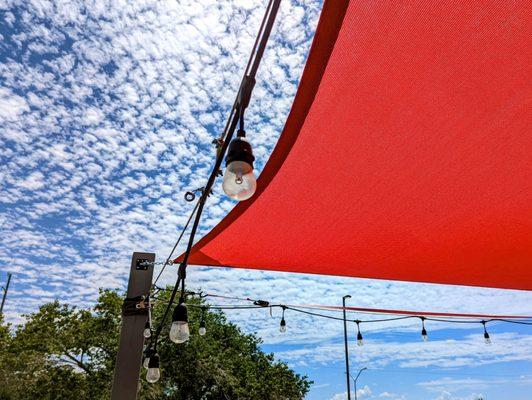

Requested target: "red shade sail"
[{"left": 178, "top": 0, "right": 532, "bottom": 290}]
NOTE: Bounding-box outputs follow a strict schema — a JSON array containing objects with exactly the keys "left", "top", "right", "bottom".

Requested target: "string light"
[
  {"left": 280, "top": 306, "right": 287, "bottom": 333},
  {"left": 146, "top": 353, "right": 161, "bottom": 383},
  {"left": 143, "top": 348, "right": 156, "bottom": 369},
  {"left": 222, "top": 131, "right": 257, "bottom": 201},
  {"left": 420, "top": 317, "right": 428, "bottom": 342},
  {"left": 199, "top": 307, "right": 207, "bottom": 336},
  {"left": 482, "top": 321, "right": 491, "bottom": 344},
  {"left": 169, "top": 298, "right": 190, "bottom": 344},
  {"left": 356, "top": 320, "right": 363, "bottom": 346},
  {"left": 143, "top": 321, "right": 152, "bottom": 339}
]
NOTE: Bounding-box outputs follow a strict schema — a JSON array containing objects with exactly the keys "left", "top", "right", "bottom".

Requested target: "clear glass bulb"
[
  {"left": 222, "top": 160, "right": 256, "bottom": 201},
  {"left": 169, "top": 321, "right": 190, "bottom": 343},
  {"left": 143, "top": 328, "right": 151, "bottom": 338},
  {"left": 146, "top": 367, "right": 160, "bottom": 383},
  {"left": 143, "top": 357, "right": 150, "bottom": 369},
  {"left": 199, "top": 326, "right": 206, "bottom": 336}
]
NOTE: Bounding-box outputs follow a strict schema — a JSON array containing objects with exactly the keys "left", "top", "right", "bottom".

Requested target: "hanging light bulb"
[
  {"left": 169, "top": 301, "right": 190, "bottom": 344},
  {"left": 199, "top": 322, "right": 207, "bottom": 336},
  {"left": 420, "top": 317, "right": 428, "bottom": 342},
  {"left": 222, "top": 133, "right": 256, "bottom": 201},
  {"left": 279, "top": 317, "right": 286, "bottom": 333},
  {"left": 143, "top": 321, "right": 152, "bottom": 339},
  {"left": 146, "top": 353, "right": 161, "bottom": 383},
  {"left": 199, "top": 319, "right": 207, "bottom": 336},
  {"left": 198, "top": 307, "right": 207, "bottom": 336},
  {"left": 356, "top": 321, "right": 363, "bottom": 346},
  {"left": 279, "top": 306, "right": 287, "bottom": 333},
  {"left": 143, "top": 348, "right": 155, "bottom": 369},
  {"left": 482, "top": 321, "right": 491, "bottom": 345}
]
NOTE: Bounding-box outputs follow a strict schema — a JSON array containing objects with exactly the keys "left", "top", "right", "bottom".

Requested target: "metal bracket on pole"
[{"left": 111, "top": 252, "right": 155, "bottom": 400}]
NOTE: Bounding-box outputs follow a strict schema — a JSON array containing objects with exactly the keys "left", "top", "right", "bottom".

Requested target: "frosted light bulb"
[
  {"left": 170, "top": 321, "right": 190, "bottom": 343},
  {"left": 279, "top": 318, "right": 286, "bottom": 333},
  {"left": 199, "top": 326, "right": 207, "bottom": 336},
  {"left": 146, "top": 367, "right": 160, "bottom": 383},
  {"left": 222, "top": 137, "right": 256, "bottom": 201},
  {"left": 143, "top": 321, "right": 151, "bottom": 338},
  {"left": 484, "top": 333, "right": 492, "bottom": 345},
  {"left": 146, "top": 354, "right": 160, "bottom": 383},
  {"left": 169, "top": 302, "right": 190, "bottom": 344},
  {"left": 357, "top": 332, "right": 363, "bottom": 346}
]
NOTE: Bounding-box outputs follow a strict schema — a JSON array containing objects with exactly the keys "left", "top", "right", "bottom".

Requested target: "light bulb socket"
[
  {"left": 421, "top": 328, "right": 427, "bottom": 337},
  {"left": 280, "top": 318, "right": 286, "bottom": 327},
  {"left": 144, "top": 321, "right": 150, "bottom": 329},
  {"left": 145, "top": 348, "right": 156, "bottom": 358},
  {"left": 484, "top": 331, "right": 490, "bottom": 339},
  {"left": 357, "top": 331, "right": 363, "bottom": 341},
  {"left": 172, "top": 302, "right": 188, "bottom": 323},
  {"left": 148, "top": 353, "right": 160, "bottom": 368},
  {"left": 225, "top": 138, "right": 255, "bottom": 168},
  {"left": 199, "top": 319, "right": 206, "bottom": 329}
]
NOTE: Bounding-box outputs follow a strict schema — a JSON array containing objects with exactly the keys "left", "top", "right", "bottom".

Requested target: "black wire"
[
  {"left": 149, "top": 276, "right": 181, "bottom": 352},
  {"left": 489, "top": 318, "right": 532, "bottom": 325},
  {"left": 148, "top": 0, "right": 281, "bottom": 348},
  {"left": 152, "top": 199, "right": 200, "bottom": 286},
  {"left": 186, "top": 302, "right": 532, "bottom": 327},
  {"left": 217, "top": 0, "right": 278, "bottom": 145},
  {"left": 358, "top": 315, "right": 419, "bottom": 324}
]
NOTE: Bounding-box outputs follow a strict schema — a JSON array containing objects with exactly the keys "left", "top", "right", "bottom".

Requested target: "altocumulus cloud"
[{"left": 0, "top": 0, "right": 532, "bottom": 379}]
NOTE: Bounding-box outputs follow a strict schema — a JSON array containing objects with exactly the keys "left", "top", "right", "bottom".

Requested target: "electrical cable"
[
  {"left": 152, "top": 199, "right": 200, "bottom": 286},
  {"left": 148, "top": 0, "right": 282, "bottom": 347},
  {"left": 185, "top": 302, "right": 532, "bottom": 327}
]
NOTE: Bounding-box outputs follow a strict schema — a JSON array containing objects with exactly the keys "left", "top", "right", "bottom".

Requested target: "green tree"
[{"left": 0, "top": 289, "right": 311, "bottom": 400}]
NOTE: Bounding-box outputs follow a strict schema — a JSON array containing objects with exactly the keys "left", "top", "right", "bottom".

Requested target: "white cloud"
[
  {"left": 276, "top": 333, "right": 532, "bottom": 369},
  {"left": 0, "top": 87, "right": 29, "bottom": 122},
  {"left": 434, "top": 391, "right": 485, "bottom": 400},
  {"left": 330, "top": 385, "right": 372, "bottom": 400},
  {"left": 0, "top": 5, "right": 531, "bottom": 400},
  {"left": 419, "top": 375, "right": 532, "bottom": 393}
]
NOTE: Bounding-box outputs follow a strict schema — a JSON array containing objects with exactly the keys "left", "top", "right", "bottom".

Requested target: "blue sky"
[{"left": 1, "top": 1, "right": 531, "bottom": 399}]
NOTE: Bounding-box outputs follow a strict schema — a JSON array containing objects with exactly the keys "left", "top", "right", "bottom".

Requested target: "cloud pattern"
[{"left": 1, "top": 1, "right": 531, "bottom": 398}]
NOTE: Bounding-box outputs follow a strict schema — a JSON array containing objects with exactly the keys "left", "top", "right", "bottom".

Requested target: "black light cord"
[
  {"left": 152, "top": 199, "right": 200, "bottom": 286},
  {"left": 148, "top": 0, "right": 282, "bottom": 348},
  {"left": 186, "top": 303, "right": 532, "bottom": 327}
]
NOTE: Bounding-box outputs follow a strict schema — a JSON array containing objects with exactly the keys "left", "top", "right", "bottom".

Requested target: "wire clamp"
[{"left": 122, "top": 295, "right": 150, "bottom": 316}]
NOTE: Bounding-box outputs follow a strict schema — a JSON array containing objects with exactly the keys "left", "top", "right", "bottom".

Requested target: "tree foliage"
[{"left": 0, "top": 289, "right": 311, "bottom": 400}]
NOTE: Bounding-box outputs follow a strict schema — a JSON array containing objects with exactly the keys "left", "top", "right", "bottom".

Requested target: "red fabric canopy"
[{"left": 178, "top": 0, "right": 532, "bottom": 290}]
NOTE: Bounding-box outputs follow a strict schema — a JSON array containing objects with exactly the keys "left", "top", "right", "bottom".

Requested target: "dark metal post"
[
  {"left": 111, "top": 252, "right": 155, "bottom": 400},
  {"left": 343, "top": 295, "right": 352, "bottom": 400},
  {"left": 0, "top": 272, "right": 12, "bottom": 316}
]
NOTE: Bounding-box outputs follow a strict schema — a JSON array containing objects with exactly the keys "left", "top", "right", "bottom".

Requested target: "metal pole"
[
  {"left": 0, "top": 273, "right": 12, "bottom": 316},
  {"left": 343, "top": 295, "right": 352, "bottom": 400},
  {"left": 111, "top": 252, "right": 155, "bottom": 400},
  {"left": 351, "top": 367, "right": 367, "bottom": 400}
]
